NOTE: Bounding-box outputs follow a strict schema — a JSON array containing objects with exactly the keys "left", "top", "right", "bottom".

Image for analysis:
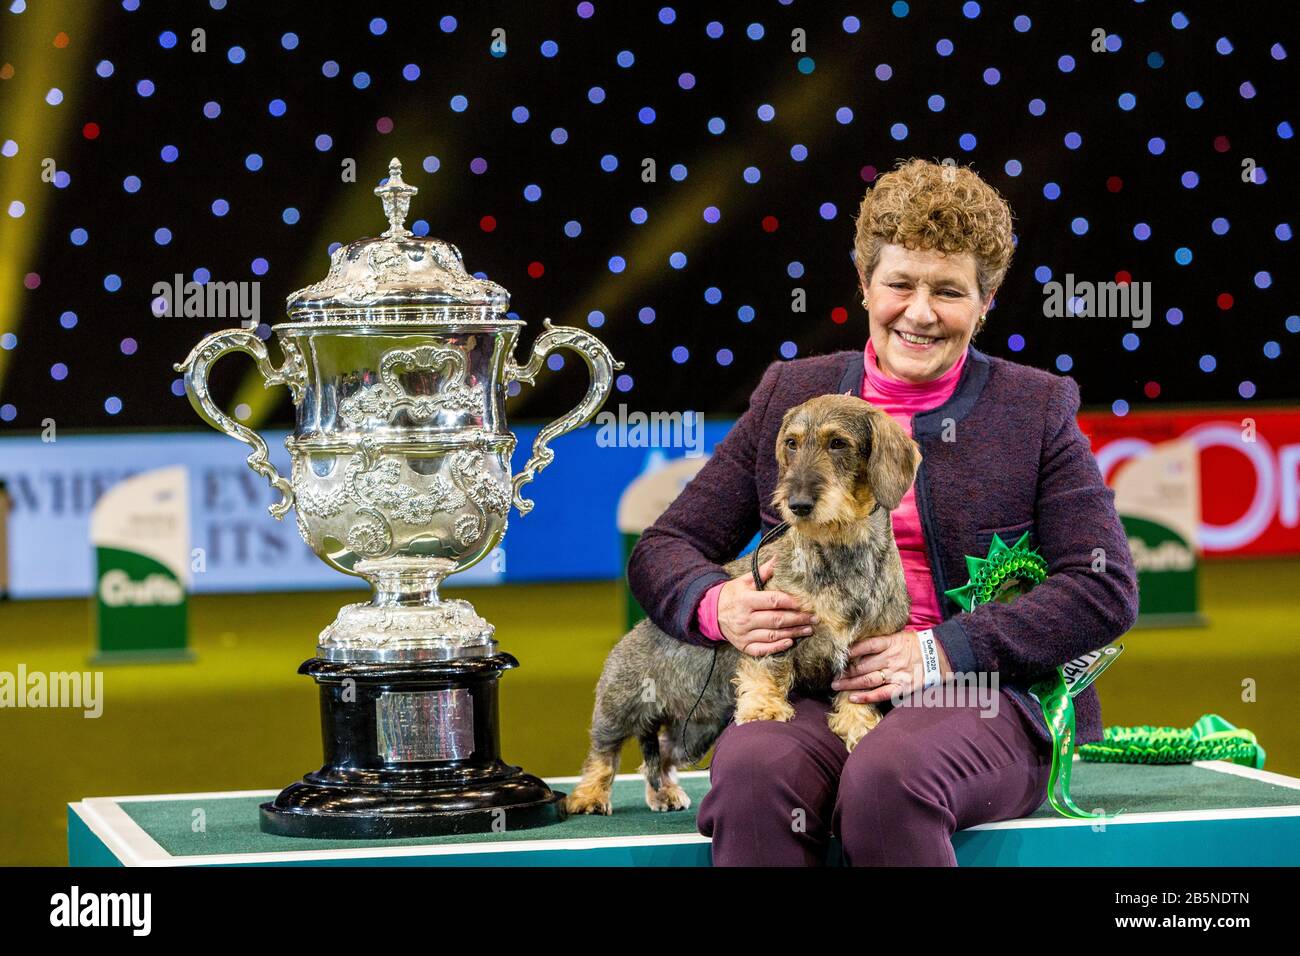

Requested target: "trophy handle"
[
  {"left": 174, "top": 329, "right": 306, "bottom": 519},
  {"left": 505, "top": 318, "right": 622, "bottom": 515}
]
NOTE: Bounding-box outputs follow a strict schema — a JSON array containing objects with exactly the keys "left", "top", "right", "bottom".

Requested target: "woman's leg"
[
  {"left": 832, "top": 688, "right": 1052, "bottom": 866},
  {"left": 696, "top": 693, "right": 848, "bottom": 866}
]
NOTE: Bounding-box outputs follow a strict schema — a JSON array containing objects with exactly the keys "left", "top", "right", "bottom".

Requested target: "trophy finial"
[{"left": 374, "top": 157, "right": 418, "bottom": 239}]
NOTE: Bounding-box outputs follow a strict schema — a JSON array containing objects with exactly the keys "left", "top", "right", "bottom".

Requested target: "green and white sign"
[
  {"left": 91, "top": 466, "right": 193, "bottom": 662},
  {"left": 1111, "top": 439, "right": 1205, "bottom": 627}
]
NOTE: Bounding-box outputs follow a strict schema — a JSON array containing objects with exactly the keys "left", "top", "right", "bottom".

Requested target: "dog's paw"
[
  {"left": 828, "top": 697, "right": 882, "bottom": 753},
  {"left": 645, "top": 781, "right": 692, "bottom": 812},
  {"left": 564, "top": 790, "right": 613, "bottom": 816},
  {"left": 734, "top": 696, "right": 797, "bottom": 725}
]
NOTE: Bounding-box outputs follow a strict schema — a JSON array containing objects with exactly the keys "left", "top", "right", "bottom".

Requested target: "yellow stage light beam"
[{"left": 0, "top": 1, "right": 96, "bottom": 391}]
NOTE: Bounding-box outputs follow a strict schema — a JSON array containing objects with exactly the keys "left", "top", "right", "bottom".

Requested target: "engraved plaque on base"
[{"left": 376, "top": 688, "right": 475, "bottom": 762}]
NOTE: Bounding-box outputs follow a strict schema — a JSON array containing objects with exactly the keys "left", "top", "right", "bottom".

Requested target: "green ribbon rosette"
[
  {"left": 1078, "top": 713, "right": 1266, "bottom": 768},
  {"left": 944, "top": 532, "right": 1124, "bottom": 820}
]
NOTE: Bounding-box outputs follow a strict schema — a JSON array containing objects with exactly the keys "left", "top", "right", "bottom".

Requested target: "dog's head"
[{"left": 771, "top": 394, "right": 921, "bottom": 531}]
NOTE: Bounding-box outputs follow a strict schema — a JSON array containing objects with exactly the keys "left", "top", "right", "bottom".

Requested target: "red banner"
[{"left": 1078, "top": 408, "right": 1300, "bottom": 556}]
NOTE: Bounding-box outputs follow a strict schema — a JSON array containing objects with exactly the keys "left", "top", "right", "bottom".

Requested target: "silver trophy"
[{"left": 176, "top": 158, "right": 620, "bottom": 838}]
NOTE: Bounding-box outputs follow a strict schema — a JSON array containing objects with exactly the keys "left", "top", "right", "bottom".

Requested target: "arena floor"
[{"left": 3, "top": 557, "right": 1297, "bottom": 865}]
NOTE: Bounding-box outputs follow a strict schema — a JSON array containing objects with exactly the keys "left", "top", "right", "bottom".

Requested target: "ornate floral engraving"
[{"left": 339, "top": 345, "right": 483, "bottom": 425}]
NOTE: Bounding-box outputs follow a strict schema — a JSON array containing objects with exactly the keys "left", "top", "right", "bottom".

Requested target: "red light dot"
[
  {"left": 480, "top": 215, "right": 497, "bottom": 232},
  {"left": 1115, "top": 270, "right": 1131, "bottom": 285},
  {"left": 761, "top": 215, "right": 779, "bottom": 232},
  {"left": 53, "top": 32, "right": 70, "bottom": 49},
  {"left": 1106, "top": 176, "right": 1123, "bottom": 193},
  {"left": 0, "top": 63, "right": 14, "bottom": 80},
  {"left": 1217, "top": 293, "right": 1233, "bottom": 310},
  {"left": 860, "top": 165, "right": 877, "bottom": 182},
  {"left": 82, "top": 122, "right": 99, "bottom": 139},
  {"left": 1144, "top": 381, "right": 1161, "bottom": 399},
  {"left": 1213, "top": 135, "right": 1231, "bottom": 152},
  {"left": 527, "top": 261, "right": 545, "bottom": 278},
  {"left": 24, "top": 272, "right": 41, "bottom": 289},
  {"left": 831, "top": 306, "right": 848, "bottom": 324},
  {"left": 375, "top": 116, "right": 394, "bottom": 134}
]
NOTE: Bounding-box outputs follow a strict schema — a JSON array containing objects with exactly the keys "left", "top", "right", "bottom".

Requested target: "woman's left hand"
[{"left": 830, "top": 630, "right": 953, "bottom": 704}]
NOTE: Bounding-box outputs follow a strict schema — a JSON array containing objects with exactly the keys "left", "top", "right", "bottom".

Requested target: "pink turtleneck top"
[{"left": 694, "top": 338, "right": 968, "bottom": 641}]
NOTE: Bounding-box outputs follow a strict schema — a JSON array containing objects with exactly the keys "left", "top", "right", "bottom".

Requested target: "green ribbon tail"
[{"left": 1033, "top": 671, "right": 1124, "bottom": 821}]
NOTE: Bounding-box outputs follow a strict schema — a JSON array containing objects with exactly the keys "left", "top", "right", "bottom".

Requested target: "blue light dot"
[
  {"left": 211, "top": 198, "right": 229, "bottom": 216},
  {"left": 1199, "top": 354, "right": 1216, "bottom": 372},
  {"left": 1028, "top": 98, "right": 1046, "bottom": 116},
  {"left": 757, "top": 104, "right": 775, "bottom": 121},
  {"left": 1071, "top": 217, "right": 1089, "bottom": 235},
  {"left": 703, "top": 206, "right": 720, "bottom": 223},
  {"left": 251, "top": 257, "right": 269, "bottom": 276},
  {"left": 787, "top": 262, "right": 804, "bottom": 279},
  {"left": 875, "top": 64, "right": 892, "bottom": 81},
  {"left": 171, "top": 379, "right": 186, "bottom": 397},
  {"left": 1276, "top": 223, "right": 1292, "bottom": 241},
  {"left": 890, "top": 122, "right": 909, "bottom": 140},
  {"left": 819, "top": 202, "right": 837, "bottom": 220},
  {"left": 541, "top": 39, "right": 559, "bottom": 57},
  {"left": 550, "top": 127, "right": 568, "bottom": 144},
  {"left": 1111, "top": 400, "right": 1129, "bottom": 417},
  {"left": 1288, "top": 315, "right": 1300, "bottom": 333},
  {"left": 743, "top": 166, "right": 761, "bottom": 184},
  {"left": 1043, "top": 182, "right": 1060, "bottom": 200},
  {"left": 836, "top": 106, "right": 854, "bottom": 124},
  {"left": 315, "top": 134, "right": 332, "bottom": 151},
  {"left": 193, "top": 268, "right": 210, "bottom": 283},
  {"left": 1239, "top": 81, "right": 1256, "bottom": 99},
  {"left": 1172, "top": 12, "right": 1189, "bottom": 29},
  {"left": 716, "top": 348, "right": 733, "bottom": 366},
  {"left": 123, "top": 175, "right": 141, "bottom": 193},
  {"left": 679, "top": 72, "right": 696, "bottom": 89},
  {"left": 439, "top": 15, "right": 457, "bottom": 32},
  {"left": 1239, "top": 381, "right": 1256, "bottom": 399},
  {"left": 281, "top": 32, "right": 298, "bottom": 50},
  {"left": 791, "top": 144, "right": 808, "bottom": 161},
  {"left": 268, "top": 98, "right": 286, "bottom": 117},
  {"left": 1174, "top": 247, "right": 1192, "bottom": 265},
  {"left": 353, "top": 72, "right": 370, "bottom": 89},
  {"left": 104, "top": 274, "right": 121, "bottom": 292},
  {"left": 1106, "top": 34, "right": 1122, "bottom": 52},
  {"left": 1279, "top": 122, "right": 1294, "bottom": 140},
  {"left": 1055, "top": 354, "right": 1073, "bottom": 372},
  {"left": 630, "top": 207, "right": 647, "bottom": 224},
  {"left": 245, "top": 153, "right": 262, "bottom": 171},
  {"left": 928, "top": 94, "right": 945, "bottom": 111},
  {"left": 798, "top": 56, "right": 815, "bottom": 74},
  {"left": 707, "top": 21, "right": 724, "bottom": 38},
  {"left": 1255, "top": 271, "right": 1272, "bottom": 288},
  {"left": 70, "top": 227, "right": 88, "bottom": 245},
  {"left": 615, "top": 374, "right": 633, "bottom": 393},
  {"left": 564, "top": 220, "right": 581, "bottom": 238},
  {"left": 1118, "top": 92, "right": 1136, "bottom": 111},
  {"left": 1211, "top": 217, "right": 1230, "bottom": 235},
  {"left": 1014, "top": 15, "right": 1031, "bottom": 32},
  {"left": 616, "top": 50, "right": 634, "bottom": 68},
  {"left": 60, "top": 311, "right": 77, "bottom": 328},
  {"left": 1058, "top": 55, "right": 1075, "bottom": 73},
  {"left": 0, "top": 333, "right": 15, "bottom": 349},
  {"left": 587, "top": 310, "right": 604, "bottom": 328},
  {"left": 1271, "top": 43, "right": 1287, "bottom": 60},
  {"left": 227, "top": 46, "right": 245, "bottom": 64},
  {"left": 669, "top": 251, "right": 687, "bottom": 269},
  {"left": 891, "top": 3, "right": 908, "bottom": 18},
  {"left": 1064, "top": 131, "right": 1082, "bottom": 150},
  {"left": 1008, "top": 334, "right": 1025, "bottom": 352},
  {"left": 159, "top": 31, "right": 177, "bottom": 49},
  {"left": 402, "top": 63, "right": 421, "bottom": 81},
  {"left": 104, "top": 397, "right": 123, "bottom": 415},
  {"left": 936, "top": 38, "right": 954, "bottom": 56},
  {"left": 136, "top": 79, "right": 155, "bottom": 97},
  {"left": 1034, "top": 265, "right": 1052, "bottom": 283},
  {"left": 1181, "top": 170, "right": 1199, "bottom": 188},
  {"left": 410, "top": 220, "right": 429, "bottom": 237},
  {"left": 962, "top": 1, "right": 981, "bottom": 17},
  {"left": 658, "top": 7, "right": 675, "bottom": 25},
  {"left": 600, "top": 154, "right": 618, "bottom": 172},
  {"left": 747, "top": 22, "right": 764, "bottom": 40},
  {"left": 843, "top": 16, "right": 861, "bottom": 33},
  {"left": 738, "top": 305, "right": 755, "bottom": 323},
  {"left": 50, "top": 363, "right": 68, "bottom": 381},
  {"left": 282, "top": 207, "right": 299, "bottom": 225},
  {"left": 1264, "top": 341, "right": 1281, "bottom": 359},
  {"left": 322, "top": 60, "right": 339, "bottom": 78},
  {"left": 96, "top": 60, "right": 114, "bottom": 77},
  {"left": 1148, "top": 51, "right": 1164, "bottom": 68},
  {"left": 1216, "top": 36, "right": 1233, "bottom": 55},
  {"left": 959, "top": 132, "right": 977, "bottom": 151},
  {"left": 672, "top": 346, "right": 690, "bottom": 363},
  {"left": 154, "top": 227, "right": 171, "bottom": 245},
  {"left": 369, "top": 17, "right": 386, "bottom": 35},
  {"left": 639, "top": 307, "right": 656, "bottom": 324},
  {"left": 450, "top": 94, "right": 468, "bottom": 112},
  {"left": 1122, "top": 333, "right": 1140, "bottom": 351},
  {"left": 670, "top": 164, "right": 687, "bottom": 181},
  {"left": 983, "top": 67, "right": 1001, "bottom": 85},
  {"left": 588, "top": 86, "right": 605, "bottom": 104},
  {"left": 1148, "top": 137, "right": 1166, "bottom": 155},
  {"left": 1133, "top": 222, "right": 1151, "bottom": 240},
  {"left": 1166, "top": 308, "right": 1184, "bottom": 326},
  {"left": 780, "top": 341, "right": 798, "bottom": 359},
  {"left": 608, "top": 256, "right": 626, "bottom": 273},
  {"left": 705, "top": 287, "right": 722, "bottom": 305},
  {"left": 638, "top": 106, "right": 656, "bottom": 124},
  {"left": 523, "top": 183, "right": 542, "bottom": 202},
  {"left": 1186, "top": 91, "right": 1203, "bottom": 108},
  {"left": 1004, "top": 159, "right": 1022, "bottom": 177},
  {"left": 0, "top": 405, "right": 14, "bottom": 422}
]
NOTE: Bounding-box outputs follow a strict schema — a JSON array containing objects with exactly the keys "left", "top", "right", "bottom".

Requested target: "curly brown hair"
[{"left": 852, "top": 158, "right": 1015, "bottom": 300}]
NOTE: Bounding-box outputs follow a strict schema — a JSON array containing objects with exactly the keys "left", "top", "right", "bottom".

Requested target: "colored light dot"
[
  {"left": 617, "top": 50, "right": 634, "bottom": 67},
  {"left": 747, "top": 23, "right": 764, "bottom": 40},
  {"left": 1148, "top": 137, "right": 1165, "bottom": 154},
  {"left": 1106, "top": 34, "right": 1122, "bottom": 52},
  {"left": 159, "top": 144, "right": 179, "bottom": 163},
  {"left": 70, "top": 227, "right": 87, "bottom": 245},
  {"left": 757, "top": 104, "right": 775, "bottom": 121},
  {"left": 1122, "top": 333, "right": 1140, "bottom": 351},
  {"left": 587, "top": 310, "right": 604, "bottom": 328},
  {"left": 282, "top": 207, "right": 299, "bottom": 225},
  {"left": 928, "top": 94, "right": 945, "bottom": 112},
  {"left": 577, "top": 3, "right": 594, "bottom": 19},
  {"left": 1271, "top": 43, "right": 1287, "bottom": 60},
  {"left": 608, "top": 256, "right": 625, "bottom": 273},
  {"left": 470, "top": 157, "right": 487, "bottom": 173},
  {"left": 1058, "top": 55, "right": 1075, "bottom": 72},
  {"left": 211, "top": 198, "right": 229, "bottom": 216},
  {"left": 615, "top": 374, "right": 633, "bottom": 393},
  {"left": 49, "top": 361, "right": 68, "bottom": 382},
  {"left": 1172, "top": 12, "right": 1189, "bottom": 29},
  {"left": 658, "top": 7, "right": 675, "bottom": 24},
  {"left": 836, "top": 107, "right": 854, "bottom": 124},
  {"left": 1239, "top": 381, "right": 1256, "bottom": 399},
  {"left": 136, "top": 79, "right": 154, "bottom": 97},
  {"left": 630, "top": 207, "right": 647, "bottom": 224},
  {"left": 564, "top": 220, "right": 581, "bottom": 237},
  {"left": 1071, "top": 217, "right": 1089, "bottom": 235},
  {"left": 672, "top": 346, "right": 689, "bottom": 363},
  {"left": 716, "top": 349, "right": 733, "bottom": 366},
  {"left": 703, "top": 206, "right": 720, "bottom": 223},
  {"left": 541, "top": 40, "right": 559, "bottom": 57},
  {"left": 962, "top": 1, "right": 981, "bottom": 16},
  {"left": 1007, "top": 334, "right": 1025, "bottom": 352},
  {"left": 1199, "top": 355, "right": 1216, "bottom": 372},
  {"left": 1186, "top": 91, "right": 1203, "bottom": 109},
  {"left": 526, "top": 261, "right": 544, "bottom": 278},
  {"left": 780, "top": 341, "right": 798, "bottom": 359},
  {"left": 1147, "top": 51, "right": 1164, "bottom": 68},
  {"left": 227, "top": 46, "right": 245, "bottom": 64},
  {"left": 743, "top": 166, "right": 761, "bottom": 183},
  {"left": 670, "top": 163, "right": 688, "bottom": 181},
  {"left": 96, "top": 60, "right": 114, "bottom": 77},
  {"left": 787, "top": 262, "right": 805, "bottom": 280},
  {"left": 843, "top": 16, "right": 860, "bottom": 33},
  {"left": 170, "top": 379, "right": 186, "bottom": 396},
  {"left": 737, "top": 305, "right": 755, "bottom": 323},
  {"left": 587, "top": 86, "right": 605, "bottom": 104},
  {"left": 761, "top": 215, "right": 778, "bottom": 232},
  {"left": 600, "top": 154, "right": 618, "bottom": 172},
  {"left": 1133, "top": 222, "right": 1151, "bottom": 240},
  {"left": 1216, "top": 36, "right": 1233, "bottom": 55},
  {"left": 104, "top": 397, "right": 122, "bottom": 415},
  {"left": 705, "top": 287, "right": 722, "bottom": 304},
  {"left": 1055, "top": 354, "right": 1073, "bottom": 372},
  {"left": 1165, "top": 308, "right": 1183, "bottom": 326},
  {"left": 1, "top": 140, "right": 15, "bottom": 158},
  {"left": 369, "top": 17, "right": 387, "bottom": 35},
  {"left": 1014, "top": 15, "right": 1031, "bottom": 32},
  {"left": 439, "top": 15, "right": 457, "bottom": 31},
  {"left": 1288, "top": 316, "right": 1300, "bottom": 333},
  {"left": 874, "top": 64, "right": 892, "bottom": 82},
  {"left": 203, "top": 100, "right": 221, "bottom": 119},
  {"left": 250, "top": 257, "right": 268, "bottom": 275},
  {"left": 159, "top": 30, "right": 177, "bottom": 49},
  {"left": 1279, "top": 122, "right": 1294, "bottom": 139},
  {"left": 353, "top": 72, "right": 370, "bottom": 89},
  {"left": 861, "top": 165, "right": 878, "bottom": 181},
  {"left": 1028, "top": 98, "right": 1046, "bottom": 116},
  {"left": 984, "top": 67, "right": 1001, "bottom": 85},
  {"left": 1111, "top": 400, "right": 1129, "bottom": 417},
  {"left": 669, "top": 251, "right": 687, "bottom": 269},
  {"left": 1254, "top": 271, "right": 1271, "bottom": 289},
  {"left": 1212, "top": 217, "right": 1229, "bottom": 234},
  {"left": 1034, "top": 266, "right": 1052, "bottom": 283},
  {"left": 523, "top": 183, "right": 542, "bottom": 202},
  {"left": 22, "top": 272, "right": 38, "bottom": 289},
  {"left": 1276, "top": 223, "right": 1292, "bottom": 241},
  {"left": 315, "top": 134, "right": 332, "bottom": 151},
  {"left": 120, "top": 337, "right": 138, "bottom": 356},
  {"left": 679, "top": 72, "right": 696, "bottom": 90},
  {"left": 640, "top": 307, "right": 656, "bottom": 324},
  {"left": 1174, "top": 247, "right": 1192, "bottom": 265},
  {"left": 936, "top": 39, "right": 954, "bottom": 56},
  {"left": 1118, "top": 93, "right": 1136, "bottom": 111},
  {"left": 1064, "top": 131, "right": 1082, "bottom": 150},
  {"left": 6, "top": 200, "right": 22, "bottom": 217},
  {"left": 0, "top": 332, "right": 15, "bottom": 349},
  {"left": 245, "top": 153, "right": 263, "bottom": 171},
  {"left": 706, "top": 21, "right": 724, "bottom": 38},
  {"left": 638, "top": 106, "right": 656, "bottom": 124},
  {"left": 1181, "top": 170, "right": 1199, "bottom": 188},
  {"left": 890, "top": 122, "right": 909, "bottom": 140},
  {"left": 322, "top": 60, "right": 339, "bottom": 77},
  {"left": 1106, "top": 176, "right": 1123, "bottom": 193},
  {"left": 268, "top": 98, "right": 286, "bottom": 117},
  {"left": 154, "top": 227, "right": 171, "bottom": 245},
  {"left": 450, "top": 94, "right": 468, "bottom": 112},
  {"left": 1264, "top": 341, "right": 1281, "bottom": 359},
  {"left": 422, "top": 155, "right": 440, "bottom": 173},
  {"left": 959, "top": 133, "right": 977, "bottom": 151},
  {"left": 798, "top": 57, "right": 815, "bottom": 73},
  {"left": 1239, "top": 81, "right": 1256, "bottom": 99},
  {"left": 819, "top": 202, "right": 839, "bottom": 220},
  {"left": 282, "top": 32, "right": 298, "bottom": 50},
  {"left": 1043, "top": 182, "right": 1061, "bottom": 200},
  {"left": 892, "top": 1, "right": 909, "bottom": 15},
  {"left": 123, "top": 175, "right": 141, "bottom": 193}
]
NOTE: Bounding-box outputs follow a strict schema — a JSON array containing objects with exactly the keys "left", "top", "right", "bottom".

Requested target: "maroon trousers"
[{"left": 696, "top": 689, "right": 1053, "bottom": 866}]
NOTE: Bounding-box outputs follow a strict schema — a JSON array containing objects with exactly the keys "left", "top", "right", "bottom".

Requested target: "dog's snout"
[{"left": 788, "top": 497, "right": 816, "bottom": 517}]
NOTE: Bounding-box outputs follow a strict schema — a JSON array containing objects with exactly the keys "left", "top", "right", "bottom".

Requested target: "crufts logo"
[{"left": 50, "top": 886, "right": 151, "bottom": 936}]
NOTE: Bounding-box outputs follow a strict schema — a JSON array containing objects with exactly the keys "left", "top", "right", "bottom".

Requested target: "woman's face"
[{"left": 862, "top": 244, "right": 993, "bottom": 383}]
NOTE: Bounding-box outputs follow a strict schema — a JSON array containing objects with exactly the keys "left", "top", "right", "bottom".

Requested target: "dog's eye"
[
  {"left": 785, "top": 438, "right": 798, "bottom": 450},
  {"left": 829, "top": 437, "right": 848, "bottom": 450}
]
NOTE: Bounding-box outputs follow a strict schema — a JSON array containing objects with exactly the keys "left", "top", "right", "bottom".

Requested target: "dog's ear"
[{"left": 864, "top": 408, "right": 921, "bottom": 511}]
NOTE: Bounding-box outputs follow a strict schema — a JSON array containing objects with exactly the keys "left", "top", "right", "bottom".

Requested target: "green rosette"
[
  {"left": 1078, "top": 713, "right": 1266, "bottom": 768},
  {"left": 944, "top": 531, "right": 1118, "bottom": 820}
]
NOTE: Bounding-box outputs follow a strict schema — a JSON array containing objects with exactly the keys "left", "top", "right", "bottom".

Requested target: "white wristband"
[{"left": 916, "top": 628, "right": 941, "bottom": 689}]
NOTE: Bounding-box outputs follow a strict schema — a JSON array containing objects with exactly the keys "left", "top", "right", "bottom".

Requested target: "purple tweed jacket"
[{"left": 626, "top": 345, "right": 1140, "bottom": 749}]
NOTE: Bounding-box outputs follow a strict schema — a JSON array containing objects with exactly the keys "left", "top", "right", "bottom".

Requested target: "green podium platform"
[{"left": 68, "top": 760, "right": 1300, "bottom": 867}]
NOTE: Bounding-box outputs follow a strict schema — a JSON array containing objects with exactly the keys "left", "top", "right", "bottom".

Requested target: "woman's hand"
[
  {"left": 717, "top": 557, "right": 818, "bottom": 657},
  {"left": 831, "top": 629, "right": 954, "bottom": 703}
]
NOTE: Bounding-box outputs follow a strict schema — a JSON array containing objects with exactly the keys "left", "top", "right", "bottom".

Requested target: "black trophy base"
[{"left": 259, "top": 653, "right": 568, "bottom": 840}]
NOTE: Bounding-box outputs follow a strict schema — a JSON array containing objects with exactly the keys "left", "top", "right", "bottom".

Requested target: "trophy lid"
[{"left": 285, "top": 158, "right": 510, "bottom": 316}]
